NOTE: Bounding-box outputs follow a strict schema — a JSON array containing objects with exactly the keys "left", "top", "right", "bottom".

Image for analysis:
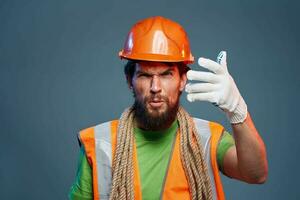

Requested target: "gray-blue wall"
[{"left": 1, "top": 0, "right": 299, "bottom": 199}]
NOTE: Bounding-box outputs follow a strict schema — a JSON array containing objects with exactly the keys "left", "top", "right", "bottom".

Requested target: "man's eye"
[
  {"left": 161, "top": 72, "right": 173, "bottom": 76},
  {"left": 138, "top": 74, "right": 150, "bottom": 77}
]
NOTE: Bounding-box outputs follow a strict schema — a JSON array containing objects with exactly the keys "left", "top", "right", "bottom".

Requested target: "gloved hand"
[{"left": 185, "top": 51, "right": 248, "bottom": 124}]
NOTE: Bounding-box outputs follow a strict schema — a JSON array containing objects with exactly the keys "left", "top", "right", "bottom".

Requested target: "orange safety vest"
[{"left": 78, "top": 118, "right": 225, "bottom": 200}]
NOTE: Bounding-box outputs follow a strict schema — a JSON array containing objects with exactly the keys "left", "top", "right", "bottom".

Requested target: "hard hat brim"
[{"left": 119, "top": 50, "right": 194, "bottom": 64}]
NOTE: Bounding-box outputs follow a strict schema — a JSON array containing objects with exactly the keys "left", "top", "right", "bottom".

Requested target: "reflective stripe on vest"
[
  {"left": 193, "top": 118, "right": 218, "bottom": 200},
  {"left": 94, "top": 121, "right": 112, "bottom": 200},
  {"left": 79, "top": 118, "right": 225, "bottom": 200}
]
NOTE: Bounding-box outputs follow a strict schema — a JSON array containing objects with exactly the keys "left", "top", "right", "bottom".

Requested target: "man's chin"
[
  {"left": 146, "top": 105, "right": 167, "bottom": 116},
  {"left": 133, "top": 99, "right": 179, "bottom": 130},
  {"left": 147, "top": 111, "right": 165, "bottom": 119}
]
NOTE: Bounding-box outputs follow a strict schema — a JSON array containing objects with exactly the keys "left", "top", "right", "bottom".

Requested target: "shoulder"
[
  {"left": 78, "top": 119, "right": 119, "bottom": 141},
  {"left": 192, "top": 117, "right": 225, "bottom": 143},
  {"left": 192, "top": 117, "right": 224, "bottom": 132}
]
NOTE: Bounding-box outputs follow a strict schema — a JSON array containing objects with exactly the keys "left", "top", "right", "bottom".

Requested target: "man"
[{"left": 69, "top": 16, "right": 268, "bottom": 200}]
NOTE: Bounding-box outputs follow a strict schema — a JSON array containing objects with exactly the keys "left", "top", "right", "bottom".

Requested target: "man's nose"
[{"left": 150, "top": 75, "right": 162, "bottom": 93}]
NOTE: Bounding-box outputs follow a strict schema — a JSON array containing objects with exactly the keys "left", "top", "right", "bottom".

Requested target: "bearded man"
[{"left": 69, "top": 16, "right": 268, "bottom": 200}]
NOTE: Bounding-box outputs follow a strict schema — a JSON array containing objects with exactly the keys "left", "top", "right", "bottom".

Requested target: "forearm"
[{"left": 231, "top": 112, "right": 268, "bottom": 183}]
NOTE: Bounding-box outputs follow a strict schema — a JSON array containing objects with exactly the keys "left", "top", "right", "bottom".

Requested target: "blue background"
[{"left": 1, "top": 0, "right": 299, "bottom": 199}]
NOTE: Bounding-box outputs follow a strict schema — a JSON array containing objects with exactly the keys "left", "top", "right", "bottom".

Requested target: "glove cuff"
[{"left": 226, "top": 96, "right": 248, "bottom": 124}]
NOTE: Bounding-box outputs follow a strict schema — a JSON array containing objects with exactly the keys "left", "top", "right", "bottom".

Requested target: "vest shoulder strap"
[
  {"left": 209, "top": 121, "right": 225, "bottom": 200},
  {"left": 78, "top": 120, "right": 117, "bottom": 200},
  {"left": 193, "top": 117, "right": 225, "bottom": 200},
  {"left": 78, "top": 126, "right": 100, "bottom": 200}
]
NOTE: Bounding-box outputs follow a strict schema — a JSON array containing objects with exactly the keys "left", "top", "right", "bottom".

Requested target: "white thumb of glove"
[{"left": 216, "top": 51, "right": 248, "bottom": 124}]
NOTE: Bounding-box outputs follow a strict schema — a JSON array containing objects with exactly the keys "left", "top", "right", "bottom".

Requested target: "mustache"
[{"left": 144, "top": 95, "right": 169, "bottom": 102}]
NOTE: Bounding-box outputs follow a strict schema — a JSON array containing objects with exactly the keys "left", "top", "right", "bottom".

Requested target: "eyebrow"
[{"left": 136, "top": 68, "right": 175, "bottom": 76}]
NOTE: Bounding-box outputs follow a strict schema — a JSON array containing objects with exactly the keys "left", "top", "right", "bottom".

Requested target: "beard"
[{"left": 133, "top": 93, "right": 180, "bottom": 131}]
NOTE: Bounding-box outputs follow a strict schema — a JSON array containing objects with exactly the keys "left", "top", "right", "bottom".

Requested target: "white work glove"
[{"left": 185, "top": 51, "right": 248, "bottom": 124}]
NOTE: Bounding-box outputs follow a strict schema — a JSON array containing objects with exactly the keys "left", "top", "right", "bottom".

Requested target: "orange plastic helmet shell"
[{"left": 119, "top": 16, "right": 194, "bottom": 64}]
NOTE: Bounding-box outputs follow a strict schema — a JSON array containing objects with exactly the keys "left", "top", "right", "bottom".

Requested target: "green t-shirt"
[
  {"left": 133, "top": 120, "right": 179, "bottom": 200},
  {"left": 68, "top": 120, "right": 234, "bottom": 200}
]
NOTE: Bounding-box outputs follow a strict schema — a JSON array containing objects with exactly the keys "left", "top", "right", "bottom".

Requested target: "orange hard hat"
[{"left": 119, "top": 16, "right": 194, "bottom": 64}]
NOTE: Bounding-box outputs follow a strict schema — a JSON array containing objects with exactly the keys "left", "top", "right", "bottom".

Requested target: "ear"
[
  {"left": 126, "top": 75, "right": 133, "bottom": 90},
  {"left": 179, "top": 72, "right": 187, "bottom": 92}
]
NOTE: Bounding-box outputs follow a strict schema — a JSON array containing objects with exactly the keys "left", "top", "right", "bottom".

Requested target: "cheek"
[
  {"left": 170, "top": 89, "right": 180, "bottom": 103},
  {"left": 132, "top": 80, "right": 148, "bottom": 99},
  {"left": 162, "top": 82, "right": 181, "bottom": 103}
]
